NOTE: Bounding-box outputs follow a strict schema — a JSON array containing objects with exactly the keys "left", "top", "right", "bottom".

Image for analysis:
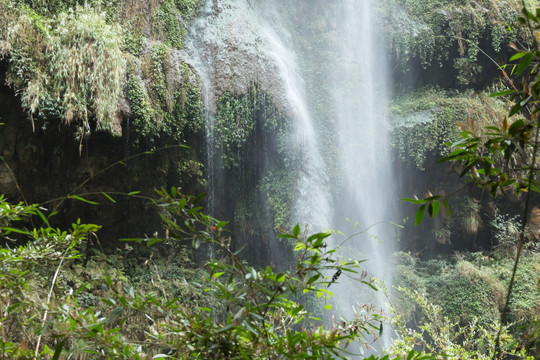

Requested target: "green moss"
[
  {"left": 175, "top": 0, "right": 204, "bottom": 21},
  {"left": 390, "top": 87, "right": 509, "bottom": 170},
  {"left": 155, "top": 0, "right": 185, "bottom": 49},
  {"left": 127, "top": 75, "right": 155, "bottom": 139},
  {"left": 258, "top": 169, "right": 297, "bottom": 232},
  {"left": 214, "top": 86, "right": 285, "bottom": 168},
  {"left": 149, "top": 43, "right": 173, "bottom": 111},
  {"left": 123, "top": 33, "right": 146, "bottom": 56},
  {"left": 173, "top": 63, "right": 205, "bottom": 135}
]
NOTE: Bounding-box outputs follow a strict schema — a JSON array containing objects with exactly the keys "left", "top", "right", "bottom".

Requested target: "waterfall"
[
  {"left": 328, "top": 0, "right": 396, "bottom": 348},
  {"left": 185, "top": 0, "right": 397, "bottom": 351},
  {"left": 256, "top": 4, "right": 332, "bottom": 231}
]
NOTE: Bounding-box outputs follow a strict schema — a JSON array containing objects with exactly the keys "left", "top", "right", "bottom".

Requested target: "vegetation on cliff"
[{"left": 0, "top": 0, "right": 539, "bottom": 358}]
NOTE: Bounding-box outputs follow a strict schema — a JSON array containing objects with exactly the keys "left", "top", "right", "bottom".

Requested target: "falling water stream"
[{"left": 185, "top": 0, "right": 397, "bottom": 352}]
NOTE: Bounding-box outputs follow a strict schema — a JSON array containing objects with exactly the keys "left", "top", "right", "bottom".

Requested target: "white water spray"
[
  {"left": 328, "top": 0, "right": 396, "bottom": 348},
  {"left": 256, "top": 6, "right": 332, "bottom": 231}
]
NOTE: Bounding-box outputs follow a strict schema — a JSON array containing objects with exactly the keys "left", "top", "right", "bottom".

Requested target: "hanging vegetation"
[{"left": 0, "top": 4, "right": 126, "bottom": 135}]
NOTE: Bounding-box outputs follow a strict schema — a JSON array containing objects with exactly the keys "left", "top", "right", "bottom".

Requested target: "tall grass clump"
[{"left": 0, "top": 4, "right": 126, "bottom": 135}]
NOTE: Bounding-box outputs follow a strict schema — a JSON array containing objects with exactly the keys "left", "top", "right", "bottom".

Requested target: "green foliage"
[
  {"left": 123, "top": 32, "right": 146, "bottom": 56},
  {"left": 0, "top": 187, "right": 390, "bottom": 358},
  {"left": 393, "top": 252, "right": 540, "bottom": 328},
  {"left": 0, "top": 3, "right": 126, "bottom": 135},
  {"left": 259, "top": 168, "right": 297, "bottom": 231},
  {"left": 127, "top": 58, "right": 204, "bottom": 149},
  {"left": 390, "top": 289, "right": 534, "bottom": 359},
  {"left": 380, "top": 0, "right": 535, "bottom": 83},
  {"left": 390, "top": 88, "right": 509, "bottom": 170},
  {"left": 149, "top": 43, "right": 173, "bottom": 112},
  {"left": 12, "top": 0, "right": 121, "bottom": 18},
  {"left": 142, "top": 189, "right": 384, "bottom": 358},
  {"left": 214, "top": 86, "right": 286, "bottom": 168},
  {"left": 155, "top": 0, "right": 185, "bottom": 49},
  {"left": 127, "top": 74, "right": 155, "bottom": 139},
  {"left": 0, "top": 198, "right": 102, "bottom": 358},
  {"left": 148, "top": 0, "right": 203, "bottom": 50}
]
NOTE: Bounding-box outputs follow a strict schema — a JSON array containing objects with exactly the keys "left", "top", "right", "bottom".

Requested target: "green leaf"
[
  {"left": 2, "top": 227, "right": 31, "bottom": 235},
  {"left": 216, "top": 220, "right": 228, "bottom": 229},
  {"left": 508, "top": 119, "right": 524, "bottom": 135},
  {"left": 514, "top": 52, "right": 533, "bottom": 76},
  {"left": 193, "top": 192, "right": 207, "bottom": 204},
  {"left": 407, "top": 350, "right": 415, "bottom": 360},
  {"left": 509, "top": 52, "right": 528, "bottom": 61},
  {"left": 216, "top": 322, "right": 235, "bottom": 333},
  {"left": 127, "top": 191, "right": 141, "bottom": 196},
  {"left": 146, "top": 238, "right": 166, "bottom": 246},
  {"left": 52, "top": 338, "right": 66, "bottom": 360},
  {"left": 520, "top": 95, "right": 532, "bottom": 107},
  {"left": 415, "top": 205, "right": 426, "bottom": 226},
  {"left": 102, "top": 192, "right": 116, "bottom": 203},
  {"left": 428, "top": 201, "right": 440, "bottom": 217},
  {"left": 307, "top": 274, "right": 320, "bottom": 284},
  {"left": 121, "top": 238, "right": 144, "bottom": 242},
  {"left": 293, "top": 224, "right": 300, "bottom": 237},
  {"left": 490, "top": 89, "right": 516, "bottom": 97},
  {"left": 34, "top": 207, "right": 50, "bottom": 227},
  {"left": 69, "top": 195, "right": 98, "bottom": 205},
  {"left": 401, "top": 198, "right": 427, "bottom": 205},
  {"left": 442, "top": 198, "right": 452, "bottom": 216}
]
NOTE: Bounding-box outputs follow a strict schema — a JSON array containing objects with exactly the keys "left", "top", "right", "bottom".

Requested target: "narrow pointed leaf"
[
  {"left": 102, "top": 192, "right": 116, "bottom": 203},
  {"left": 69, "top": 195, "right": 98, "bottom": 205},
  {"left": 415, "top": 204, "right": 426, "bottom": 226}
]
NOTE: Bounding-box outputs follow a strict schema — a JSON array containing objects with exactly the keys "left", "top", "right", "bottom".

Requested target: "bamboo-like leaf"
[
  {"left": 509, "top": 52, "right": 528, "bottom": 61},
  {"left": 2, "top": 227, "right": 31, "bottom": 235},
  {"left": 509, "top": 101, "right": 522, "bottom": 118},
  {"left": 193, "top": 192, "right": 206, "bottom": 204},
  {"left": 34, "top": 207, "right": 50, "bottom": 227},
  {"left": 401, "top": 198, "right": 428, "bottom": 204},
  {"left": 52, "top": 339, "right": 66, "bottom": 360},
  {"left": 430, "top": 200, "right": 441, "bottom": 217},
  {"left": 415, "top": 205, "right": 426, "bottom": 226},
  {"left": 490, "top": 89, "right": 516, "bottom": 97},
  {"left": 69, "top": 195, "right": 98, "bottom": 205},
  {"left": 515, "top": 52, "right": 533, "bottom": 76},
  {"left": 101, "top": 192, "right": 116, "bottom": 203}
]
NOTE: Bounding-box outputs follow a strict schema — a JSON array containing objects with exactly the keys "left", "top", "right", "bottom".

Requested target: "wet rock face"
[{"left": 184, "top": 0, "right": 288, "bottom": 114}]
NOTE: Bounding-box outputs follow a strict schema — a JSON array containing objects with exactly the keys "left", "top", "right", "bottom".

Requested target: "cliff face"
[{"left": 0, "top": 0, "right": 535, "bottom": 254}]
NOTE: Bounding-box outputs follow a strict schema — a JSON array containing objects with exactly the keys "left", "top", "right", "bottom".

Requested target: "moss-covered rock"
[
  {"left": 380, "top": 0, "right": 536, "bottom": 86},
  {"left": 390, "top": 87, "right": 510, "bottom": 170}
]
